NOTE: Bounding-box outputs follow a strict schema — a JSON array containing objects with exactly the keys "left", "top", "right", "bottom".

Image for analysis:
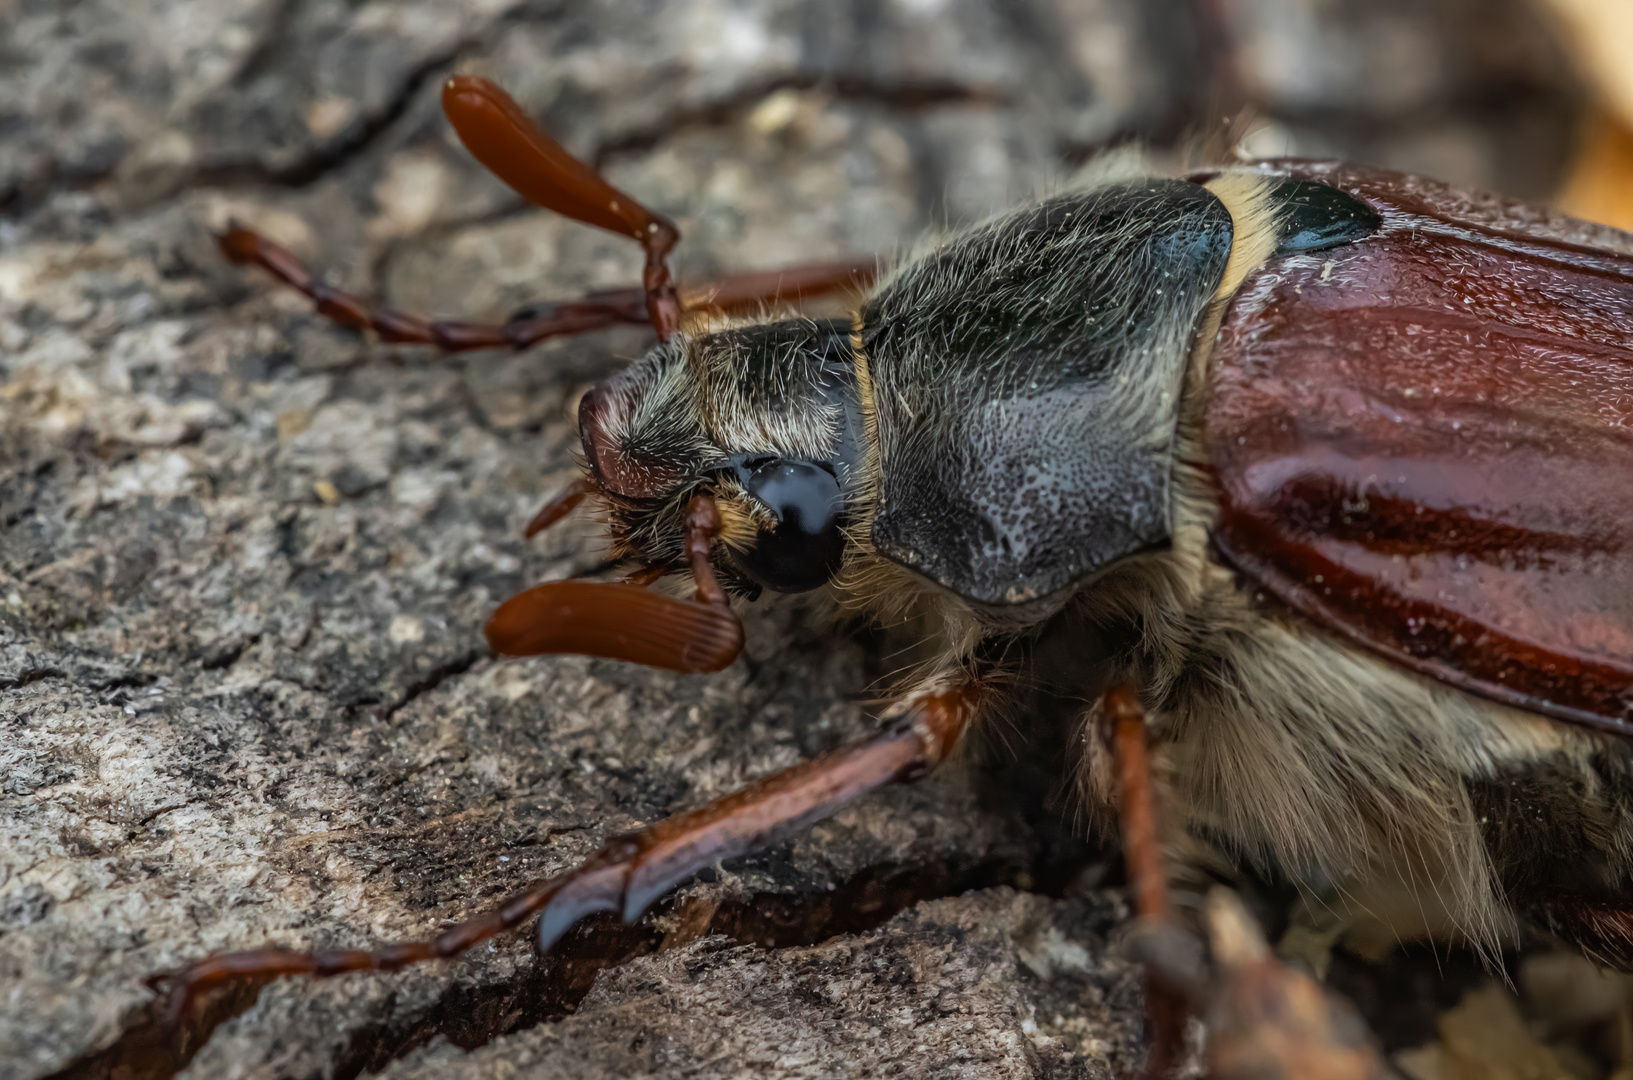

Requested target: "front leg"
[{"left": 154, "top": 671, "right": 987, "bottom": 1021}]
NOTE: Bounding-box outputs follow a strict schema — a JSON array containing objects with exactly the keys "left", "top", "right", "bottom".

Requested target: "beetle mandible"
[{"left": 164, "top": 74, "right": 1633, "bottom": 1073}]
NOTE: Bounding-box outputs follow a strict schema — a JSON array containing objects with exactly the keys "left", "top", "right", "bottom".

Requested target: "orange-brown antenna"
[
  {"left": 219, "top": 76, "right": 875, "bottom": 356},
  {"left": 441, "top": 75, "right": 682, "bottom": 339},
  {"left": 486, "top": 495, "right": 744, "bottom": 673}
]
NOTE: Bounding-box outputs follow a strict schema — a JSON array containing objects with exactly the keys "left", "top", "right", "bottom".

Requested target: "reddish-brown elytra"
[{"left": 1202, "top": 162, "right": 1633, "bottom": 732}]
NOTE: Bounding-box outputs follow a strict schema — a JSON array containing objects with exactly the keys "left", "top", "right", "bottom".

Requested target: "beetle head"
[{"left": 578, "top": 316, "right": 867, "bottom": 596}]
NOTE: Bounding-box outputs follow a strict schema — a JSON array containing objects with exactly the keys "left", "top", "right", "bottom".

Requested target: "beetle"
[{"left": 162, "top": 74, "right": 1633, "bottom": 1073}]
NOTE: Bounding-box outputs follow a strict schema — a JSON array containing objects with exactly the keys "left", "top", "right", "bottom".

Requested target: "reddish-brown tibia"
[
  {"left": 1106, "top": 687, "right": 1168, "bottom": 923},
  {"left": 1201, "top": 891, "right": 1393, "bottom": 1080},
  {"left": 157, "top": 679, "right": 981, "bottom": 1025},
  {"left": 523, "top": 477, "right": 595, "bottom": 538},
  {"left": 440, "top": 75, "right": 682, "bottom": 339},
  {"left": 221, "top": 76, "right": 876, "bottom": 353},
  {"left": 217, "top": 224, "right": 652, "bottom": 351},
  {"left": 486, "top": 495, "right": 743, "bottom": 674},
  {"left": 1104, "top": 685, "right": 1189, "bottom": 1080},
  {"left": 216, "top": 227, "right": 876, "bottom": 354}
]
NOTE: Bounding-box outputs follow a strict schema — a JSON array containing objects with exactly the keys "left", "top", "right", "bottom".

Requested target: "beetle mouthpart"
[{"left": 484, "top": 580, "right": 744, "bottom": 674}]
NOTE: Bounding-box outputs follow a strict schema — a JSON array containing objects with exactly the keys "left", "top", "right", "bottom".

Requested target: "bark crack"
[{"left": 44, "top": 843, "right": 1097, "bottom": 1080}]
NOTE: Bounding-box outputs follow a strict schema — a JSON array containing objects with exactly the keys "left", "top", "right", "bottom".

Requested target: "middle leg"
[
  {"left": 1103, "top": 686, "right": 1193, "bottom": 1079},
  {"left": 1101, "top": 687, "right": 1393, "bottom": 1080}
]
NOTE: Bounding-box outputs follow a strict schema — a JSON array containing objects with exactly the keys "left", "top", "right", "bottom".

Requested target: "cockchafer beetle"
[{"left": 159, "top": 74, "right": 1633, "bottom": 1077}]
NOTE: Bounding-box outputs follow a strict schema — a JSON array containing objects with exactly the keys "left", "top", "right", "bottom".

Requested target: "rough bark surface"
[{"left": 0, "top": 1, "right": 1576, "bottom": 1079}]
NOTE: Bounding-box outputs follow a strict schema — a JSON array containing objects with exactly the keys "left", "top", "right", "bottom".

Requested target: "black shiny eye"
[{"left": 733, "top": 458, "right": 845, "bottom": 592}]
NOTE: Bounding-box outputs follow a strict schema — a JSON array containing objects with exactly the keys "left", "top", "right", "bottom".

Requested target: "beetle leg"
[
  {"left": 1103, "top": 685, "right": 1192, "bottom": 1079},
  {"left": 218, "top": 224, "right": 651, "bottom": 351},
  {"left": 226, "top": 78, "right": 872, "bottom": 351},
  {"left": 620, "top": 562, "right": 672, "bottom": 587},
  {"left": 1105, "top": 687, "right": 1169, "bottom": 924},
  {"left": 502, "top": 257, "right": 875, "bottom": 326},
  {"left": 219, "top": 223, "right": 875, "bottom": 353},
  {"left": 1527, "top": 900, "right": 1633, "bottom": 970},
  {"left": 154, "top": 674, "right": 983, "bottom": 1024},
  {"left": 1105, "top": 689, "right": 1392, "bottom": 1079},
  {"left": 1199, "top": 889, "right": 1392, "bottom": 1080},
  {"left": 523, "top": 477, "right": 596, "bottom": 538}
]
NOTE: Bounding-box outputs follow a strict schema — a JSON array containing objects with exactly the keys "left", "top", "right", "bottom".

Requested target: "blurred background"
[
  {"left": 6, "top": 0, "right": 1633, "bottom": 324},
  {"left": 5, "top": 0, "right": 1632, "bottom": 277},
  {"left": 7, "top": 0, "right": 1630, "bottom": 415},
  {"left": 4, "top": 1, "right": 1633, "bottom": 1078}
]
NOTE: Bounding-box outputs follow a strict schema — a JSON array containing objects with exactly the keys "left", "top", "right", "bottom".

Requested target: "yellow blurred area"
[
  {"left": 1535, "top": 0, "right": 1633, "bottom": 230},
  {"left": 1558, "top": 111, "right": 1633, "bottom": 232}
]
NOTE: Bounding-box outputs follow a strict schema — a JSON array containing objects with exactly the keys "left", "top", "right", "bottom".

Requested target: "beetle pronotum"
[{"left": 161, "top": 74, "right": 1633, "bottom": 1076}]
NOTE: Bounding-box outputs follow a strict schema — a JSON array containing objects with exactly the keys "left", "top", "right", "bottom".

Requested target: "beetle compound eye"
[{"left": 733, "top": 458, "right": 845, "bottom": 592}]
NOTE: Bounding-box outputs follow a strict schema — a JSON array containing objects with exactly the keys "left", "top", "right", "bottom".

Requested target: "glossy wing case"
[{"left": 1206, "top": 162, "right": 1633, "bottom": 733}]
